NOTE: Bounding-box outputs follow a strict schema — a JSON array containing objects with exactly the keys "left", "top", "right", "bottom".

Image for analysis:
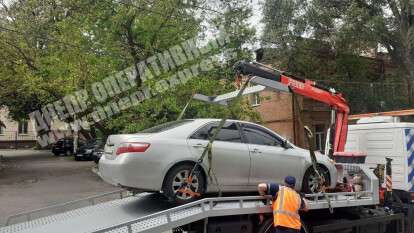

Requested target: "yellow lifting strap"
[
  {"left": 176, "top": 76, "right": 253, "bottom": 198},
  {"left": 292, "top": 92, "right": 333, "bottom": 213},
  {"left": 176, "top": 90, "right": 196, "bottom": 121}
]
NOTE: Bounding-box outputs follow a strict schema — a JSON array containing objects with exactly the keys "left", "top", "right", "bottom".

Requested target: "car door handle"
[
  {"left": 250, "top": 148, "right": 262, "bottom": 154},
  {"left": 192, "top": 143, "right": 205, "bottom": 148}
]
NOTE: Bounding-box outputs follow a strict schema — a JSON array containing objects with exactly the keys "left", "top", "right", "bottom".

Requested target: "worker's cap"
[{"left": 284, "top": 176, "right": 296, "bottom": 186}]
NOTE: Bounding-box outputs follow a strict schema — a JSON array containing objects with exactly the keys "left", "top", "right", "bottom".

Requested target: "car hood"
[{"left": 292, "top": 146, "right": 332, "bottom": 162}]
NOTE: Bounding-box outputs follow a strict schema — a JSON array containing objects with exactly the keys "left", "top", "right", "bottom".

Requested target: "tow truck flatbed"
[{"left": 0, "top": 164, "right": 381, "bottom": 233}]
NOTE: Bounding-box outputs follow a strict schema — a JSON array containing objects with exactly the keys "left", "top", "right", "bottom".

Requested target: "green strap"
[
  {"left": 176, "top": 77, "right": 253, "bottom": 199},
  {"left": 197, "top": 77, "right": 253, "bottom": 197},
  {"left": 293, "top": 92, "right": 333, "bottom": 213},
  {"left": 176, "top": 93, "right": 194, "bottom": 121}
]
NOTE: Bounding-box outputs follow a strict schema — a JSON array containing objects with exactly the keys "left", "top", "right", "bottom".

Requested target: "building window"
[
  {"left": 250, "top": 93, "right": 261, "bottom": 106},
  {"left": 314, "top": 125, "right": 326, "bottom": 152},
  {"left": 18, "top": 121, "right": 28, "bottom": 134}
]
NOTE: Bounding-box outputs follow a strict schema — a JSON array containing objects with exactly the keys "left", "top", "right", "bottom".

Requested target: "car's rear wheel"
[
  {"left": 302, "top": 165, "right": 330, "bottom": 194},
  {"left": 65, "top": 150, "right": 72, "bottom": 156},
  {"left": 162, "top": 164, "right": 205, "bottom": 204}
]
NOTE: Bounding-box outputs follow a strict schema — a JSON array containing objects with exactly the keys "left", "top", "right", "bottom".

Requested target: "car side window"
[
  {"left": 190, "top": 122, "right": 242, "bottom": 143},
  {"left": 242, "top": 124, "right": 282, "bottom": 146}
]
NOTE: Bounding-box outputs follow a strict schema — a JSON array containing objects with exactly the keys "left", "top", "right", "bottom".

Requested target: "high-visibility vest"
[{"left": 272, "top": 186, "right": 302, "bottom": 230}]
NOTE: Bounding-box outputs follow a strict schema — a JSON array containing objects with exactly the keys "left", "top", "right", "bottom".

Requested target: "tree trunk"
[
  {"left": 404, "top": 58, "right": 414, "bottom": 106},
  {"left": 407, "top": 74, "right": 414, "bottom": 106}
]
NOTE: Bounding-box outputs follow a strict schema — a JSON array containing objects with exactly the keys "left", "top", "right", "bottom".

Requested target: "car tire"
[
  {"left": 302, "top": 165, "right": 330, "bottom": 194},
  {"left": 162, "top": 164, "right": 205, "bottom": 205},
  {"left": 65, "top": 150, "right": 72, "bottom": 156},
  {"left": 74, "top": 155, "right": 81, "bottom": 161},
  {"left": 52, "top": 152, "right": 60, "bottom": 156}
]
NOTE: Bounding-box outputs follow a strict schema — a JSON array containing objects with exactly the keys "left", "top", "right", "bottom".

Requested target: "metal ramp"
[
  {"left": 0, "top": 193, "right": 174, "bottom": 233},
  {"left": 0, "top": 164, "right": 379, "bottom": 233},
  {"left": 0, "top": 192, "right": 378, "bottom": 233}
]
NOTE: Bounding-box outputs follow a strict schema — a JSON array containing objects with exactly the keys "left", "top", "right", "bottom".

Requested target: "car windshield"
[{"left": 140, "top": 120, "right": 193, "bottom": 133}]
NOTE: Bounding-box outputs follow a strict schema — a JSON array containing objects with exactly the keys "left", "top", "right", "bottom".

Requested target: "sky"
[
  {"left": 2, "top": 0, "right": 10, "bottom": 6},
  {"left": 248, "top": 0, "right": 265, "bottom": 40}
]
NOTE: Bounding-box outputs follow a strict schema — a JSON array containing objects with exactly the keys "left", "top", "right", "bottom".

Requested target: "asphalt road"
[{"left": 0, "top": 150, "right": 119, "bottom": 225}]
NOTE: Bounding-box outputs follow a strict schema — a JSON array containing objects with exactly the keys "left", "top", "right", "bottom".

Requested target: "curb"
[{"left": 91, "top": 166, "right": 100, "bottom": 176}]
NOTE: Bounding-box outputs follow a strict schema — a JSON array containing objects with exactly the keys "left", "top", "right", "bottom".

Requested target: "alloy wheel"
[
  {"left": 307, "top": 172, "right": 321, "bottom": 193},
  {"left": 307, "top": 169, "right": 328, "bottom": 193},
  {"left": 172, "top": 170, "right": 200, "bottom": 201}
]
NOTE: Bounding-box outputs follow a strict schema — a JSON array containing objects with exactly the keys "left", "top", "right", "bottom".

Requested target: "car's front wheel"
[
  {"left": 162, "top": 164, "right": 205, "bottom": 204},
  {"left": 302, "top": 165, "right": 330, "bottom": 194}
]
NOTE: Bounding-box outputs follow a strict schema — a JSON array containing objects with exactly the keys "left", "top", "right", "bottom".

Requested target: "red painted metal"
[{"left": 279, "top": 75, "right": 350, "bottom": 152}]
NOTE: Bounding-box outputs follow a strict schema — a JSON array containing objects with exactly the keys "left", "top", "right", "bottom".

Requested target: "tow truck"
[{"left": 1, "top": 61, "right": 413, "bottom": 233}]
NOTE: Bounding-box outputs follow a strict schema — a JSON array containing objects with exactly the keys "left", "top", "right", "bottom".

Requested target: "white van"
[{"left": 345, "top": 116, "right": 414, "bottom": 192}]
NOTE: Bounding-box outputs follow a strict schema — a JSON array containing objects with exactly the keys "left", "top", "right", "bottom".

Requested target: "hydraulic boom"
[{"left": 234, "top": 61, "right": 350, "bottom": 154}]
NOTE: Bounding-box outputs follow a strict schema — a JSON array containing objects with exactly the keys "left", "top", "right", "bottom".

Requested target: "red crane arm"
[
  {"left": 235, "top": 61, "right": 350, "bottom": 153},
  {"left": 279, "top": 74, "right": 349, "bottom": 152}
]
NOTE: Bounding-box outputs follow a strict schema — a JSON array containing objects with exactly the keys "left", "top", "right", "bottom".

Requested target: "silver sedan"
[{"left": 99, "top": 119, "right": 337, "bottom": 203}]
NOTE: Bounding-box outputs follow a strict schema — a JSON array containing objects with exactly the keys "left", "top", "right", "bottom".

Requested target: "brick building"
[{"left": 249, "top": 90, "right": 330, "bottom": 151}]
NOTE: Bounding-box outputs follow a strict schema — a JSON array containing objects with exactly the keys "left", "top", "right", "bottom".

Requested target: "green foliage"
[
  {"left": 106, "top": 0, "right": 260, "bottom": 133},
  {"left": 0, "top": 0, "right": 257, "bottom": 135}
]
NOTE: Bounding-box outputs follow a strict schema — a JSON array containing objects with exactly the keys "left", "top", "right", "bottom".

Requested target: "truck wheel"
[
  {"left": 162, "top": 164, "right": 205, "bottom": 205},
  {"left": 257, "top": 217, "right": 310, "bottom": 233},
  {"left": 302, "top": 165, "right": 330, "bottom": 194},
  {"left": 257, "top": 217, "right": 273, "bottom": 233}
]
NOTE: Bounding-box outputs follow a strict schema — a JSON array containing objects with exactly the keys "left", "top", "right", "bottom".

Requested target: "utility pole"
[{"left": 73, "top": 116, "right": 78, "bottom": 155}]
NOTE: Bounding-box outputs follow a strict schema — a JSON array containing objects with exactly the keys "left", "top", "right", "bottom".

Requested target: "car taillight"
[{"left": 116, "top": 142, "right": 151, "bottom": 156}]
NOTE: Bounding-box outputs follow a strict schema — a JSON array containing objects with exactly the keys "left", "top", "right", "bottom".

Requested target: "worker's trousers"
[{"left": 274, "top": 226, "right": 300, "bottom": 233}]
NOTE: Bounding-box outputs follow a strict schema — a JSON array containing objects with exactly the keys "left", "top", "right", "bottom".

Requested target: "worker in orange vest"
[{"left": 258, "top": 176, "right": 309, "bottom": 233}]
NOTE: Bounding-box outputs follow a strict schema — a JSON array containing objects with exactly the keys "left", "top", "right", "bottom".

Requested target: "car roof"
[
  {"left": 185, "top": 118, "right": 286, "bottom": 138},
  {"left": 187, "top": 118, "right": 258, "bottom": 124},
  {"left": 153, "top": 118, "right": 289, "bottom": 143}
]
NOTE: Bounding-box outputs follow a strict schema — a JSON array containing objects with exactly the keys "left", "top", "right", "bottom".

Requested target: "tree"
[
  {"left": 0, "top": 0, "right": 259, "bottom": 139},
  {"left": 106, "top": 0, "right": 260, "bottom": 133},
  {"left": 262, "top": 0, "right": 413, "bottom": 112}
]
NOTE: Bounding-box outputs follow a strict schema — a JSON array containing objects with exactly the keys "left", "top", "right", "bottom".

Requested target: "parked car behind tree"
[{"left": 75, "top": 139, "right": 104, "bottom": 161}]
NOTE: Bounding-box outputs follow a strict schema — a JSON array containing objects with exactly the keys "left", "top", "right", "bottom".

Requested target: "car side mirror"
[{"left": 281, "top": 139, "right": 291, "bottom": 149}]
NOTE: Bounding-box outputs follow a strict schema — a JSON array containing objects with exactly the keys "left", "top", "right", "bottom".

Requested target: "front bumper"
[{"left": 76, "top": 149, "right": 93, "bottom": 157}]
